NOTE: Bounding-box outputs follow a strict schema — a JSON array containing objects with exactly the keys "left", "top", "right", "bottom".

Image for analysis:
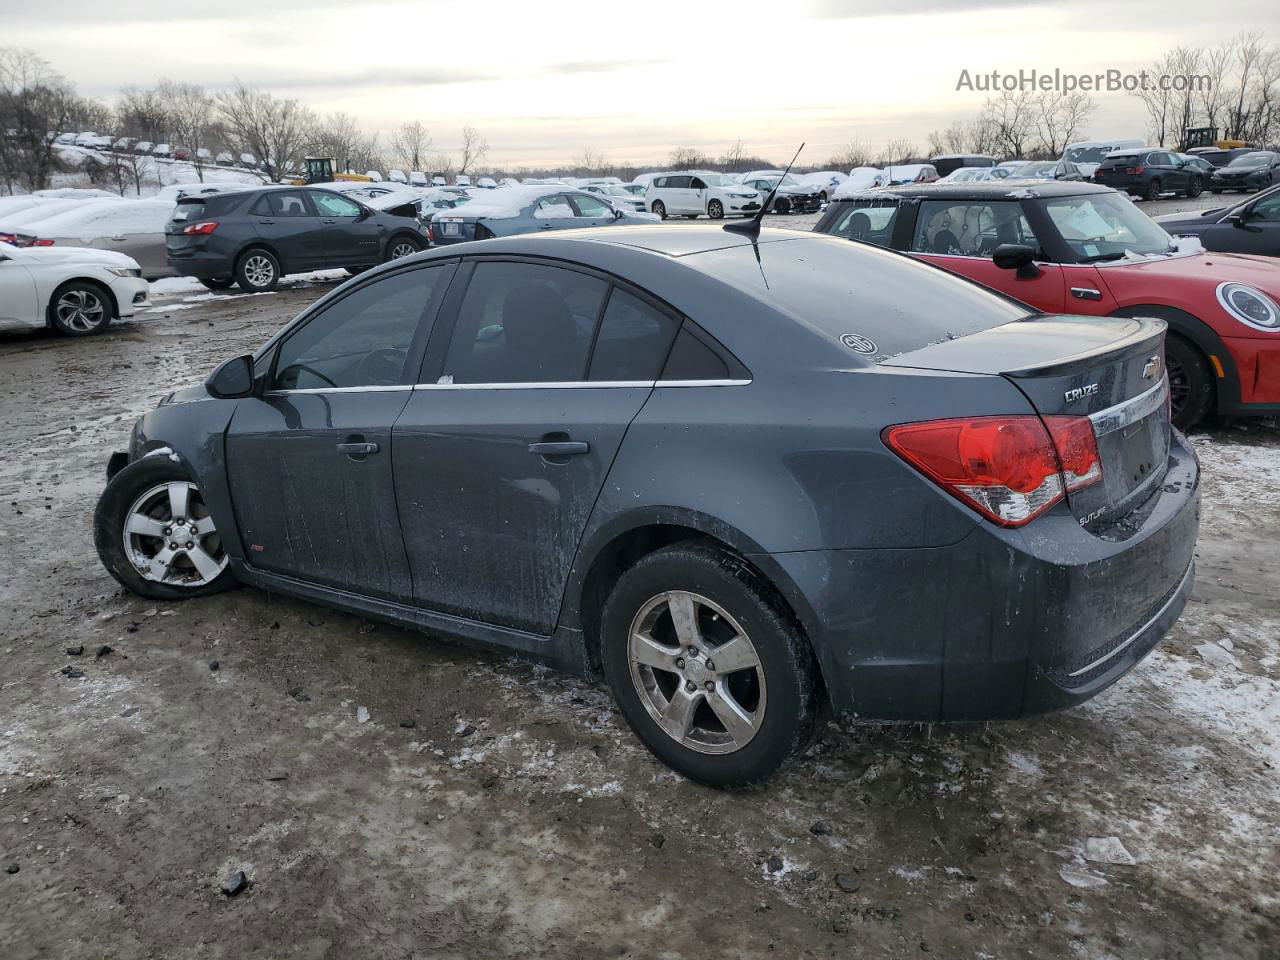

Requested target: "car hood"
[
  {"left": 1097, "top": 249, "right": 1280, "bottom": 299},
  {"left": 14, "top": 246, "right": 140, "bottom": 270}
]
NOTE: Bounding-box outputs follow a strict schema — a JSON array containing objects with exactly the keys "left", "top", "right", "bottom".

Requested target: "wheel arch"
[
  {"left": 236, "top": 241, "right": 287, "bottom": 276},
  {"left": 565, "top": 510, "right": 825, "bottom": 687},
  {"left": 1107, "top": 303, "right": 1238, "bottom": 411},
  {"left": 46, "top": 276, "right": 119, "bottom": 327},
  {"left": 384, "top": 230, "right": 423, "bottom": 257}
]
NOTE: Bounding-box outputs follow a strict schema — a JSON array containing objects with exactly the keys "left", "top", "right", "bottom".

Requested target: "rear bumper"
[
  {"left": 165, "top": 248, "right": 233, "bottom": 279},
  {"left": 766, "top": 429, "right": 1200, "bottom": 723}
]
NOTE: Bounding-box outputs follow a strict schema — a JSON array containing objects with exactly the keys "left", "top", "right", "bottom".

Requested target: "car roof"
[{"left": 830, "top": 181, "right": 1116, "bottom": 201}]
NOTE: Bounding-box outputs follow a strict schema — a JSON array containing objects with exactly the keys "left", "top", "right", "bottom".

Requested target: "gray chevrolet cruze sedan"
[{"left": 95, "top": 225, "right": 1199, "bottom": 786}]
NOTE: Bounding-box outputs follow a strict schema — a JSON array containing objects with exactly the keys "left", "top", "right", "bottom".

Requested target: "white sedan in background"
[
  {"left": 13, "top": 200, "right": 176, "bottom": 279},
  {"left": 0, "top": 241, "right": 149, "bottom": 336}
]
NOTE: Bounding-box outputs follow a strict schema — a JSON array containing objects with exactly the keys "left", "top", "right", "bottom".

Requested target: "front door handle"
[
  {"left": 258, "top": 218, "right": 275, "bottom": 225},
  {"left": 528, "top": 441, "right": 589, "bottom": 456},
  {"left": 1070, "top": 287, "right": 1103, "bottom": 301},
  {"left": 336, "top": 441, "right": 379, "bottom": 456},
  {"left": 321, "top": 218, "right": 337, "bottom": 224}
]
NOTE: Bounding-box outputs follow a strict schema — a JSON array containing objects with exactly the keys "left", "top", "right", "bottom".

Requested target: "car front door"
[
  {"left": 309, "top": 190, "right": 384, "bottom": 267},
  {"left": 908, "top": 199, "right": 1068, "bottom": 312},
  {"left": 249, "top": 190, "right": 326, "bottom": 271},
  {"left": 1217, "top": 189, "right": 1280, "bottom": 255},
  {"left": 567, "top": 191, "right": 617, "bottom": 227},
  {"left": 0, "top": 253, "right": 38, "bottom": 329},
  {"left": 391, "top": 258, "right": 678, "bottom": 634},
  {"left": 223, "top": 262, "right": 453, "bottom": 599}
]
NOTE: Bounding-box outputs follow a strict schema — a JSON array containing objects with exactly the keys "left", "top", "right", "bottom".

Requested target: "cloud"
[
  {"left": 544, "top": 58, "right": 673, "bottom": 75},
  {"left": 812, "top": 0, "right": 1030, "bottom": 14}
]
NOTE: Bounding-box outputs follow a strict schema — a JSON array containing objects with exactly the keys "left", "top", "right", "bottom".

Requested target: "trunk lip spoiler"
[{"left": 999, "top": 316, "right": 1167, "bottom": 379}]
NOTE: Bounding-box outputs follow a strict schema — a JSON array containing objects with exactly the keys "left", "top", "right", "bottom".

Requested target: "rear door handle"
[
  {"left": 258, "top": 218, "right": 275, "bottom": 224},
  {"left": 321, "top": 218, "right": 337, "bottom": 224},
  {"left": 336, "top": 441, "right": 379, "bottom": 455},
  {"left": 528, "top": 441, "right": 589, "bottom": 456}
]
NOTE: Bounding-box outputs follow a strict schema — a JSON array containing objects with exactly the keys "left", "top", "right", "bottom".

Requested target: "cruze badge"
[
  {"left": 840, "top": 333, "right": 877, "bottom": 355},
  {"left": 1142, "top": 355, "right": 1162, "bottom": 380},
  {"left": 1064, "top": 383, "right": 1099, "bottom": 403}
]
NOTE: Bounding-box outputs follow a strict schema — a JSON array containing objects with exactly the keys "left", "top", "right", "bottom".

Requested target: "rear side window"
[
  {"left": 660, "top": 325, "right": 731, "bottom": 381},
  {"left": 251, "top": 191, "right": 311, "bottom": 217},
  {"left": 442, "top": 261, "right": 608, "bottom": 384},
  {"left": 911, "top": 201, "right": 1035, "bottom": 256},
  {"left": 272, "top": 267, "right": 444, "bottom": 390},
  {"left": 589, "top": 289, "right": 678, "bottom": 381}
]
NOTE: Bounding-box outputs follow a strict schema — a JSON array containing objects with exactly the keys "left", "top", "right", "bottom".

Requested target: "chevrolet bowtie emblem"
[{"left": 1142, "top": 355, "right": 1162, "bottom": 380}]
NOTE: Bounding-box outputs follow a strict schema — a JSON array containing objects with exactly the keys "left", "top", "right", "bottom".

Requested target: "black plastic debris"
[
  {"left": 65, "top": 645, "right": 84, "bottom": 657},
  {"left": 650, "top": 833, "right": 666, "bottom": 849},
  {"left": 220, "top": 870, "right": 248, "bottom": 896},
  {"left": 264, "top": 771, "right": 287, "bottom": 782},
  {"left": 399, "top": 719, "right": 416, "bottom": 729},
  {"left": 95, "top": 645, "right": 113, "bottom": 658},
  {"left": 4, "top": 864, "right": 18, "bottom": 875},
  {"left": 209, "top": 661, "right": 220, "bottom": 672},
  {"left": 59, "top": 665, "right": 86, "bottom": 679},
  {"left": 767, "top": 855, "right": 785, "bottom": 873},
  {"left": 810, "top": 821, "right": 832, "bottom": 836}
]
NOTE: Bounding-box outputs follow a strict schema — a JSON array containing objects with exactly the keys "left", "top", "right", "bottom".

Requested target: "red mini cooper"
[{"left": 814, "top": 181, "right": 1280, "bottom": 429}]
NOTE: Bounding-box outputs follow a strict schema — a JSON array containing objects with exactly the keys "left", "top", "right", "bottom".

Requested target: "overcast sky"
[{"left": 4, "top": 0, "right": 1271, "bottom": 167}]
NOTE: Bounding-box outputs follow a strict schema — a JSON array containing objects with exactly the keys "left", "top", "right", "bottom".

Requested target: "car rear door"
[
  {"left": 908, "top": 199, "right": 1068, "bottom": 312},
  {"left": 223, "top": 262, "right": 454, "bottom": 600},
  {"left": 391, "top": 258, "right": 679, "bottom": 634},
  {"left": 309, "top": 190, "right": 384, "bottom": 267},
  {"left": 249, "top": 190, "right": 326, "bottom": 270}
]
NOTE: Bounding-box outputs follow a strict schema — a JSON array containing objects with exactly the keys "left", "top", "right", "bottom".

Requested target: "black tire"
[
  {"left": 600, "top": 543, "right": 820, "bottom": 787},
  {"left": 199, "top": 278, "right": 235, "bottom": 291},
  {"left": 707, "top": 199, "right": 724, "bottom": 220},
  {"left": 819, "top": 191, "right": 828, "bottom": 203},
  {"left": 344, "top": 266, "right": 369, "bottom": 276},
  {"left": 235, "top": 247, "right": 280, "bottom": 292},
  {"left": 1165, "top": 334, "right": 1214, "bottom": 431},
  {"left": 775, "top": 197, "right": 792, "bottom": 214},
  {"left": 385, "top": 234, "right": 423, "bottom": 262},
  {"left": 47, "top": 280, "right": 112, "bottom": 337},
  {"left": 651, "top": 200, "right": 666, "bottom": 220},
  {"left": 1186, "top": 176, "right": 1203, "bottom": 198},
  {"left": 1144, "top": 179, "right": 1162, "bottom": 202},
  {"left": 94, "top": 457, "right": 237, "bottom": 601}
]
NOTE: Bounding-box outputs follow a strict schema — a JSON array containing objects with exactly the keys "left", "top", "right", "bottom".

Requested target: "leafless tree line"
[{"left": 1131, "top": 31, "right": 1280, "bottom": 147}]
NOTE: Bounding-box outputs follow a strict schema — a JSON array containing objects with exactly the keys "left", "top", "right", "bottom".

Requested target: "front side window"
[
  {"left": 828, "top": 203, "right": 899, "bottom": 247},
  {"left": 252, "top": 191, "right": 311, "bottom": 218},
  {"left": 442, "top": 262, "right": 608, "bottom": 384},
  {"left": 1251, "top": 191, "right": 1280, "bottom": 222},
  {"left": 911, "top": 201, "right": 1035, "bottom": 256},
  {"left": 311, "top": 191, "right": 363, "bottom": 218},
  {"left": 570, "top": 194, "right": 612, "bottom": 218},
  {"left": 534, "top": 195, "right": 574, "bottom": 219},
  {"left": 272, "top": 268, "right": 443, "bottom": 390}
]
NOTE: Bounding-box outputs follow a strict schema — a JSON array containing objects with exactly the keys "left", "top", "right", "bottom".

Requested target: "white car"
[
  {"left": 31, "top": 188, "right": 122, "bottom": 200},
  {"left": 455, "top": 174, "right": 471, "bottom": 187},
  {"left": 239, "top": 152, "right": 258, "bottom": 168},
  {"left": 196, "top": 148, "right": 213, "bottom": 162},
  {"left": 644, "top": 171, "right": 762, "bottom": 219},
  {"left": 134, "top": 141, "right": 154, "bottom": 155},
  {"left": 18, "top": 199, "right": 177, "bottom": 280},
  {"left": 152, "top": 143, "right": 173, "bottom": 159},
  {"left": 388, "top": 169, "right": 408, "bottom": 184},
  {"left": 0, "top": 240, "right": 149, "bottom": 336},
  {"left": 845, "top": 167, "right": 887, "bottom": 190},
  {"left": 409, "top": 171, "right": 428, "bottom": 187},
  {"left": 73, "top": 132, "right": 99, "bottom": 147},
  {"left": 582, "top": 182, "right": 647, "bottom": 211},
  {"left": 366, "top": 170, "right": 383, "bottom": 181},
  {"left": 796, "top": 170, "right": 848, "bottom": 200},
  {"left": 215, "top": 151, "right": 235, "bottom": 166},
  {"left": 476, "top": 176, "right": 497, "bottom": 189}
]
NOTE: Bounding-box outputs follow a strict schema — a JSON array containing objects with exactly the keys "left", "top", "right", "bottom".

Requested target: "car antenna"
[{"left": 724, "top": 142, "right": 804, "bottom": 238}]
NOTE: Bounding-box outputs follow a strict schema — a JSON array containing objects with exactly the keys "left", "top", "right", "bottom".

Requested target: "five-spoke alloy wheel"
[{"left": 601, "top": 543, "right": 819, "bottom": 786}]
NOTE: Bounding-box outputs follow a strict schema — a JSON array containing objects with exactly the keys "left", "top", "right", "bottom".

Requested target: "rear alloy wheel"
[
  {"left": 601, "top": 543, "right": 819, "bottom": 786},
  {"left": 1186, "top": 176, "right": 1204, "bottom": 198},
  {"left": 1165, "top": 334, "right": 1214, "bottom": 431},
  {"left": 235, "top": 248, "right": 280, "bottom": 292},
  {"left": 48, "top": 282, "right": 110, "bottom": 336},
  {"left": 386, "top": 236, "right": 423, "bottom": 261},
  {"left": 1145, "top": 179, "right": 1162, "bottom": 201},
  {"left": 94, "top": 457, "right": 236, "bottom": 600},
  {"left": 707, "top": 199, "right": 724, "bottom": 220},
  {"left": 651, "top": 200, "right": 667, "bottom": 220},
  {"left": 199, "top": 278, "right": 235, "bottom": 291}
]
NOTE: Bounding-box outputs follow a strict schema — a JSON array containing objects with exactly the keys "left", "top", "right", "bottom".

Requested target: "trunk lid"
[{"left": 884, "top": 315, "right": 1170, "bottom": 532}]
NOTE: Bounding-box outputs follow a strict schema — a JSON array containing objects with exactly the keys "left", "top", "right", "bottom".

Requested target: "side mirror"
[
  {"left": 613, "top": 208, "right": 624, "bottom": 220},
  {"left": 993, "top": 243, "right": 1042, "bottom": 278},
  {"left": 206, "top": 354, "right": 256, "bottom": 399}
]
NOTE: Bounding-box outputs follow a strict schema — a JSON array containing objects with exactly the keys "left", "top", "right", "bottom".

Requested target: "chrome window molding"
[
  {"left": 265, "top": 385, "right": 412, "bottom": 396},
  {"left": 409, "top": 379, "right": 751, "bottom": 391},
  {"left": 1088, "top": 378, "right": 1169, "bottom": 437}
]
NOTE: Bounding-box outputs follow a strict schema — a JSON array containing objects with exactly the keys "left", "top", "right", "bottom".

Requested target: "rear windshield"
[
  {"left": 687, "top": 236, "right": 1029, "bottom": 362},
  {"left": 1100, "top": 154, "right": 1140, "bottom": 167},
  {"left": 170, "top": 194, "right": 240, "bottom": 221}
]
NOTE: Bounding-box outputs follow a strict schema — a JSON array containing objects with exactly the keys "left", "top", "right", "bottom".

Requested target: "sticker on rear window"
[{"left": 840, "top": 333, "right": 878, "bottom": 355}]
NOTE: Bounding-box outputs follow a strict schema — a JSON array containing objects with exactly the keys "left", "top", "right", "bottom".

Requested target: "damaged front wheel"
[{"left": 94, "top": 456, "right": 237, "bottom": 600}]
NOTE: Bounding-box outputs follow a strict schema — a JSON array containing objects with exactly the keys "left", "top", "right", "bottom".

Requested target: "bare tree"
[
  {"left": 827, "top": 137, "right": 872, "bottom": 170},
  {"left": 117, "top": 85, "right": 169, "bottom": 142},
  {"left": 0, "top": 48, "right": 80, "bottom": 193},
  {"left": 158, "top": 80, "right": 215, "bottom": 181},
  {"left": 1227, "top": 30, "right": 1266, "bottom": 140},
  {"left": 668, "top": 144, "right": 709, "bottom": 169},
  {"left": 1031, "top": 91, "right": 1096, "bottom": 157},
  {"left": 1199, "top": 39, "right": 1236, "bottom": 136},
  {"left": 719, "top": 138, "right": 748, "bottom": 172},
  {"left": 572, "top": 145, "right": 609, "bottom": 176},
  {"left": 878, "top": 138, "right": 917, "bottom": 166},
  {"left": 389, "top": 120, "right": 431, "bottom": 171},
  {"left": 310, "top": 111, "right": 380, "bottom": 174},
  {"left": 979, "top": 89, "right": 1037, "bottom": 158},
  {"left": 458, "top": 125, "right": 488, "bottom": 174},
  {"left": 216, "top": 80, "right": 313, "bottom": 182}
]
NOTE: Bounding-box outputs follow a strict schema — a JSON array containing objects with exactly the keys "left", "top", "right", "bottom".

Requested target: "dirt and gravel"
[{"left": 2, "top": 209, "right": 1278, "bottom": 959}]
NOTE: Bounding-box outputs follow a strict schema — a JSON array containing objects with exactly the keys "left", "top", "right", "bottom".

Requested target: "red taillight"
[
  {"left": 427, "top": 223, "right": 436, "bottom": 242},
  {"left": 1130, "top": 166, "right": 1144, "bottom": 175},
  {"left": 31, "top": 238, "right": 54, "bottom": 247},
  {"left": 183, "top": 220, "right": 219, "bottom": 235},
  {"left": 883, "top": 415, "right": 1101, "bottom": 527},
  {"left": 0, "top": 232, "right": 15, "bottom": 244}
]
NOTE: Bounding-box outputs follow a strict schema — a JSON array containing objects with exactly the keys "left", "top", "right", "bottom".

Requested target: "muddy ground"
[{"left": 1, "top": 214, "right": 1278, "bottom": 959}]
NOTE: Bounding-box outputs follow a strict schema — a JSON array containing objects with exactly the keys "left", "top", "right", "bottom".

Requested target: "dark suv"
[
  {"left": 1093, "top": 149, "right": 1204, "bottom": 200},
  {"left": 165, "top": 187, "right": 429, "bottom": 292}
]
